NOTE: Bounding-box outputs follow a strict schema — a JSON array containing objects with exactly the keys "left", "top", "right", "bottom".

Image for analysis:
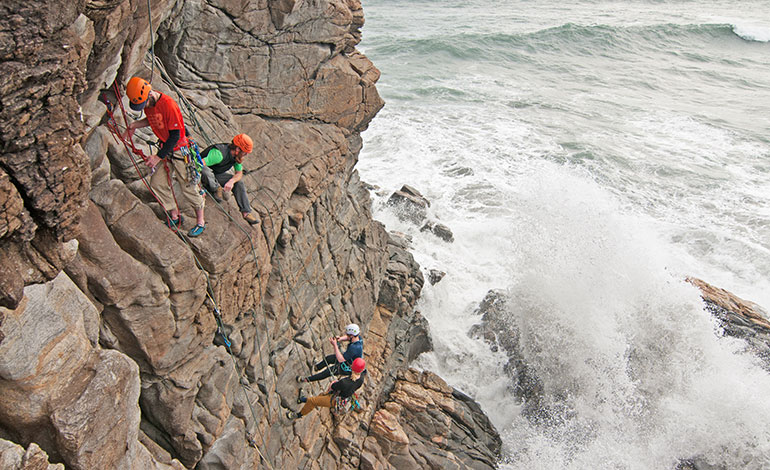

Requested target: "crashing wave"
[{"left": 731, "top": 23, "right": 770, "bottom": 42}]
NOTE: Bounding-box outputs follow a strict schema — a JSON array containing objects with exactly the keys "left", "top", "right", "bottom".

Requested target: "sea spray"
[
  {"left": 359, "top": 0, "right": 770, "bottom": 467},
  {"left": 490, "top": 168, "right": 770, "bottom": 468}
]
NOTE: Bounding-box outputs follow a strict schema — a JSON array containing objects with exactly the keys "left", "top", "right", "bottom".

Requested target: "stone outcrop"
[
  {"left": 0, "top": 1, "right": 92, "bottom": 309},
  {"left": 387, "top": 185, "right": 430, "bottom": 225},
  {"left": 362, "top": 369, "right": 501, "bottom": 470},
  {"left": 689, "top": 277, "right": 770, "bottom": 369},
  {"left": 468, "top": 290, "right": 542, "bottom": 416},
  {"left": 0, "top": 439, "right": 63, "bottom": 470},
  {"left": 0, "top": 1, "right": 500, "bottom": 469}
]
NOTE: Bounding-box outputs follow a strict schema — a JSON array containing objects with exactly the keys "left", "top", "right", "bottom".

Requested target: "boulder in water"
[
  {"left": 420, "top": 220, "right": 454, "bottom": 243},
  {"left": 387, "top": 185, "right": 430, "bottom": 224}
]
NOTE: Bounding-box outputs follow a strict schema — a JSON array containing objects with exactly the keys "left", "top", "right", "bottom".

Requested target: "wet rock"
[
  {"left": 689, "top": 277, "right": 770, "bottom": 369},
  {"left": 387, "top": 185, "right": 430, "bottom": 225},
  {"left": 428, "top": 269, "right": 446, "bottom": 285},
  {"left": 420, "top": 220, "right": 454, "bottom": 243},
  {"left": 468, "top": 290, "right": 543, "bottom": 413}
]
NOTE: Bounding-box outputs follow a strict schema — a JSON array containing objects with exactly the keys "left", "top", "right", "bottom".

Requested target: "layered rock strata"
[{"left": 0, "top": 1, "right": 501, "bottom": 469}]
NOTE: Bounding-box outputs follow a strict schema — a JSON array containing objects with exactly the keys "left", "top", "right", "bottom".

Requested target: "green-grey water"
[{"left": 359, "top": 1, "right": 770, "bottom": 468}]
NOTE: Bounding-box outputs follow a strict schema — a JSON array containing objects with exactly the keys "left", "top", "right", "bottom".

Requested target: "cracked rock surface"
[{"left": 0, "top": 1, "right": 500, "bottom": 469}]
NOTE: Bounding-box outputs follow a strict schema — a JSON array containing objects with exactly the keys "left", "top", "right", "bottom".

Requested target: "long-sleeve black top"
[
  {"left": 330, "top": 370, "right": 366, "bottom": 398},
  {"left": 158, "top": 129, "right": 180, "bottom": 159}
]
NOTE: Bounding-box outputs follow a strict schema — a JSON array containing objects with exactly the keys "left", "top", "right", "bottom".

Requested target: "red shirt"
[{"left": 145, "top": 93, "right": 188, "bottom": 150}]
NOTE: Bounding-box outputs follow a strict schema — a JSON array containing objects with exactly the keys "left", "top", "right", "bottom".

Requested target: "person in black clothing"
[
  {"left": 297, "top": 323, "right": 363, "bottom": 383},
  {"left": 286, "top": 358, "right": 366, "bottom": 419}
]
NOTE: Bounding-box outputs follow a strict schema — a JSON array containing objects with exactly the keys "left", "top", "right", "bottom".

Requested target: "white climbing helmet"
[{"left": 345, "top": 323, "right": 360, "bottom": 336}]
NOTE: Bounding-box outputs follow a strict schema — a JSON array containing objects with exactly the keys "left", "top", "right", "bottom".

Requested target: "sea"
[{"left": 356, "top": 1, "right": 770, "bottom": 469}]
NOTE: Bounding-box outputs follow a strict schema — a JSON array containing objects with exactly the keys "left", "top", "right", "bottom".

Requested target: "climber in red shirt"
[{"left": 124, "top": 76, "right": 206, "bottom": 237}]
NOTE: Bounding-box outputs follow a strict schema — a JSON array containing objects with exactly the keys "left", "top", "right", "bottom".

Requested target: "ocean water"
[{"left": 357, "top": 1, "right": 770, "bottom": 469}]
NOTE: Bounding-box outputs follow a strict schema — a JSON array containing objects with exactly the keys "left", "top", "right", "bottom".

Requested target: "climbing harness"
[
  {"left": 330, "top": 394, "right": 352, "bottom": 416},
  {"left": 330, "top": 391, "right": 362, "bottom": 417}
]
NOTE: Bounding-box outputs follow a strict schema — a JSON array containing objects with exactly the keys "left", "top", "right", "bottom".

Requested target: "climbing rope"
[
  {"left": 146, "top": 52, "right": 350, "bottom": 387},
  {"left": 101, "top": 81, "right": 277, "bottom": 469},
  {"left": 147, "top": 0, "right": 155, "bottom": 83},
  {"left": 126, "top": 41, "right": 362, "bottom": 427}
]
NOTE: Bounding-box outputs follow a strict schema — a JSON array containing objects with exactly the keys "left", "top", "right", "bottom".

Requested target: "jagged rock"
[
  {"left": 428, "top": 269, "right": 446, "bottom": 286},
  {"left": 378, "top": 235, "right": 425, "bottom": 315},
  {"left": 0, "top": 439, "right": 63, "bottom": 470},
  {"left": 387, "top": 231, "right": 412, "bottom": 249},
  {"left": 155, "top": 0, "right": 382, "bottom": 133},
  {"left": 420, "top": 220, "right": 454, "bottom": 243},
  {"left": 387, "top": 185, "right": 430, "bottom": 225},
  {"left": 195, "top": 416, "right": 250, "bottom": 470},
  {"left": 0, "top": 273, "right": 183, "bottom": 470},
  {"left": 468, "top": 290, "right": 542, "bottom": 412},
  {"left": 689, "top": 277, "right": 770, "bottom": 369},
  {"left": 0, "top": 0, "right": 93, "bottom": 309},
  {"left": 0, "top": 1, "right": 502, "bottom": 469},
  {"left": 365, "top": 369, "right": 501, "bottom": 470}
]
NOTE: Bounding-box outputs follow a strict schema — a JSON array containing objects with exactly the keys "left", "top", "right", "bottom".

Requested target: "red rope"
[{"left": 101, "top": 81, "right": 182, "bottom": 230}]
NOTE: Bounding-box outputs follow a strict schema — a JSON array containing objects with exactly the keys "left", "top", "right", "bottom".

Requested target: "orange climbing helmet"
[
  {"left": 233, "top": 133, "right": 253, "bottom": 154},
  {"left": 127, "top": 76, "right": 152, "bottom": 111},
  {"left": 351, "top": 358, "right": 365, "bottom": 374}
]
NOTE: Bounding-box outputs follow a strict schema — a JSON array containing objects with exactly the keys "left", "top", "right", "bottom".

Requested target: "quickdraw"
[
  {"left": 330, "top": 394, "right": 351, "bottom": 416},
  {"left": 180, "top": 138, "right": 204, "bottom": 187},
  {"left": 330, "top": 392, "right": 361, "bottom": 416}
]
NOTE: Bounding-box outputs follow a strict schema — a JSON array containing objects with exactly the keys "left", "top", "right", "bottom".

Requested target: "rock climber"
[
  {"left": 200, "top": 135, "right": 260, "bottom": 225},
  {"left": 124, "top": 76, "right": 206, "bottom": 237},
  {"left": 297, "top": 323, "right": 363, "bottom": 383},
  {"left": 287, "top": 358, "right": 367, "bottom": 419}
]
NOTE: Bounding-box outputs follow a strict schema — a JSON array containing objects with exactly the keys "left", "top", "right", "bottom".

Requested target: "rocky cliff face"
[{"left": 0, "top": 1, "right": 500, "bottom": 469}]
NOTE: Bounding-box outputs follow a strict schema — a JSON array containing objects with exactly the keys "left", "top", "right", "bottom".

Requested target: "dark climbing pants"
[
  {"left": 200, "top": 165, "right": 252, "bottom": 214},
  {"left": 307, "top": 354, "right": 351, "bottom": 382}
]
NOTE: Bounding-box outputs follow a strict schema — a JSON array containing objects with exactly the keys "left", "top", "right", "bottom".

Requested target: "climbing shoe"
[
  {"left": 243, "top": 212, "right": 260, "bottom": 225},
  {"left": 212, "top": 187, "right": 223, "bottom": 203},
  {"left": 188, "top": 224, "right": 205, "bottom": 237},
  {"left": 297, "top": 375, "right": 308, "bottom": 383},
  {"left": 286, "top": 411, "right": 301, "bottom": 420},
  {"left": 165, "top": 214, "right": 183, "bottom": 229}
]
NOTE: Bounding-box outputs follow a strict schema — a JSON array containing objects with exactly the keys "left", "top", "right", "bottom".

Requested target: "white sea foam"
[
  {"left": 732, "top": 23, "right": 770, "bottom": 42},
  {"left": 490, "top": 168, "right": 770, "bottom": 469},
  {"left": 402, "top": 163, "right": 770, "bottom": 469},
  {"left": 359, "top": 1, "right": 770, "bottom": 467}
]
